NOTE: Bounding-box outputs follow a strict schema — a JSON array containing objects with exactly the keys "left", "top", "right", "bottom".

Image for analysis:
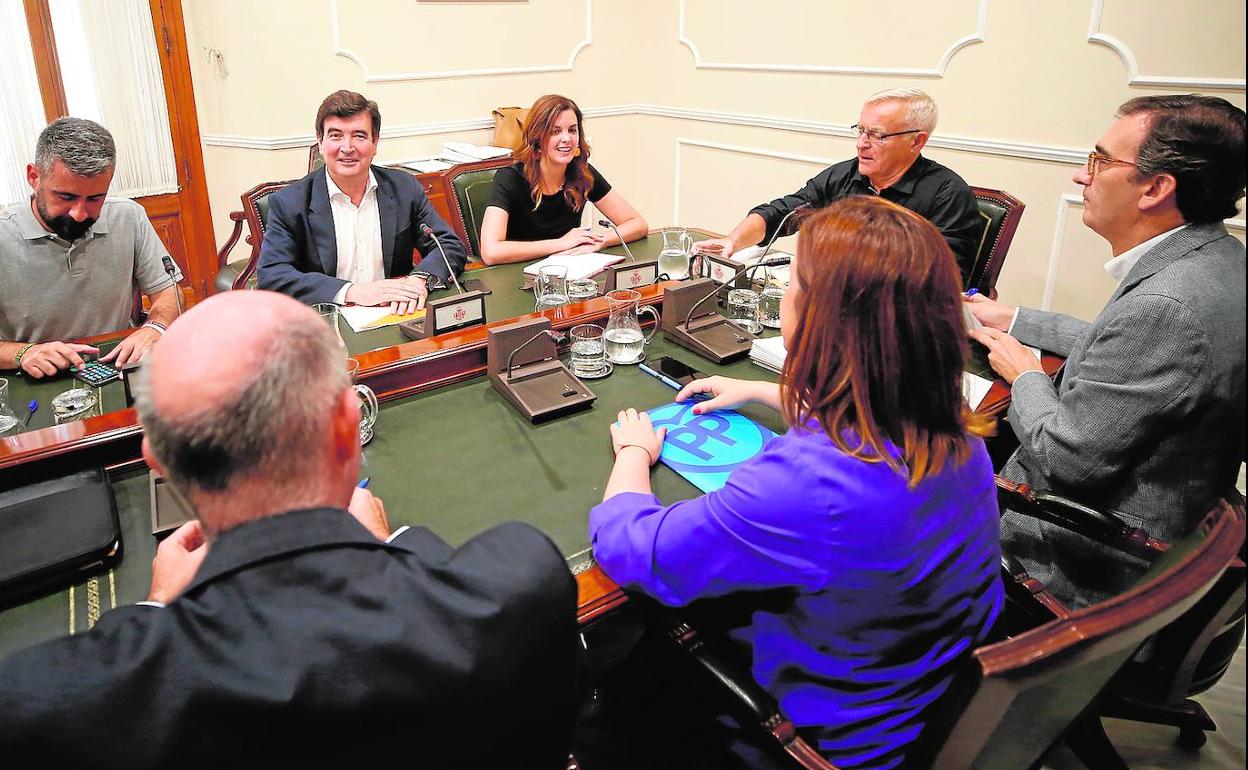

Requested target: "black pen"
[{"left": 23, "top": 400, "right": 37, "bottom": 427}]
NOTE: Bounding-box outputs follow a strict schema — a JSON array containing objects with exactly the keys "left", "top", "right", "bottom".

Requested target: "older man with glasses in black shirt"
[{"left": 695, "top": 88, "right": 983, "bottom": 282}]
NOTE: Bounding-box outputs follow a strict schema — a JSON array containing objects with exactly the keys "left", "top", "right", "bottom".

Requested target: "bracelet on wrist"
[
  {"left": 616, "top": 443, "right": 656, "bottom": 465},
  {"left": 13, "top": 342, "right": 36, "bottom": 369},
  {"left": 142, "top": 321, "right": 168, "bottom": 336}
]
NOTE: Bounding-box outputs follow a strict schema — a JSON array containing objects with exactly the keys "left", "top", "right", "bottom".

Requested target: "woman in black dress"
[{"left": 478, "top": 94, "right": 647, "bottom": 265}]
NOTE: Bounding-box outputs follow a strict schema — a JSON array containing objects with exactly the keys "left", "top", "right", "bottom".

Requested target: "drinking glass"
[
  {"left": 346, "top": 358, "right": 379, "bottom": 445},
  {"left": 535, "top": 265, "right": 569, "bottom": 310},
  {"left": 51, "top": 388, "right": 101, "bottom": 425},
  {"left": 569, "top": 324, "right": 609, "bottom": 378},
  {"left": 603, "top": 289, "right": 660, "bottom": 364},
  {"left": 759, "top": 286, "right": 785, "bottom": 329},
  {"left": 313, "top": 303, "right": 347, "bottom": 349},
  {"left": 727, "top": 289, "right": 762, "bottom": 334},
  {"left": 566, "top": 277, "right": 599, "bottom": 303},
  {"left": 0, "top": 379, "right": 18, "bottom": 433}
]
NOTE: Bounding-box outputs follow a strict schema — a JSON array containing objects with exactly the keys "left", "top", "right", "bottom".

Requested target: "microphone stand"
[
  {"left": 419, "top": 223, "right": 487, "bottom": 294},
  {"left": 401, "top": 224, "right": 491, "bottom": 341},
  {"left": 598, "top": 219, "right": 636, "bottom": 262}
]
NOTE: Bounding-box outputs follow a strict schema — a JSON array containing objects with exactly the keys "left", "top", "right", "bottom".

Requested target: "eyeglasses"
[
  {"left": 851, "top": 124, "right": 922, "bottom": 144},
  {"left": 1086, "top": 150, "right": 1138, "bottom": 180}
]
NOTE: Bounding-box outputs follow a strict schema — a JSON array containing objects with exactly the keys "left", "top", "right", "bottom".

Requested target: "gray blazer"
[{"left": 1000, "top": 223, "right": 1245, "bottom": 608}]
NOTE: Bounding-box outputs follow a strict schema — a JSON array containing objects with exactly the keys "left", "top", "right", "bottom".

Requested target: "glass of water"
[
  {"left": 759, "top": 285, "right": 785, "bottom": 329},
  {"left": 566, "top": 277, "right": 599, "bottom": 304},
  {"left": 0, "top": 378, "right": 18, "bottom": 433},
  {"left": 51, "top": 388, "right": 101, "bottom": 425},
  {"left": 569, "top": 324, "right": 609, "bottom": 378},
  {"left": 346, "top": 358, "right": 379, "bottom": 445},
  {"left": 535, "top": 265, "right": 569, "bottom": 310},
  {"left": 313, "top": 303, "right": 346, "bottom": 349},
  {"left": 727, "top": 289, "right": 762, "bottom": 334}
]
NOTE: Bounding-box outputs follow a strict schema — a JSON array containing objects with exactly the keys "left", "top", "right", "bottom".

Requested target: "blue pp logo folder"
[{"left": 645, "top": 402, "right": 778, "bottom": 492}]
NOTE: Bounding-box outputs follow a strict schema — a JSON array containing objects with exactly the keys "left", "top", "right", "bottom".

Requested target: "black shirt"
[
  {"left": 487, "top": 163, "right": 612, "bottom": 242},
  {"left": 749, "top": 155, "right": 984, "bottom": 282}
]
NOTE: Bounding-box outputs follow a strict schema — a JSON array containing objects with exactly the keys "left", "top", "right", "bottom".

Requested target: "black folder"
[{"left": 0, "top": 467, "right": 121, "bottom": 606}]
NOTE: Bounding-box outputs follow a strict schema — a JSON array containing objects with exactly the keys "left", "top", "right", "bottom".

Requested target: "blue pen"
[
  {"left": 357, "top": 477, "right": 370, "bottom": 489},
  {"left": 964, "top": 288, "right": 979, "bottom": 297},
  {"left": 23, "top": 400, "right": 37, "bottom": 427}
]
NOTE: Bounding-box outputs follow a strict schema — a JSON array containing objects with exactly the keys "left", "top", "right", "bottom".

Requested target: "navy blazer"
[
  {"left": 257, "top": 165, "right": 468, "bottom": 305},
  {"left": 0, "top": 509, "right": 579, "bottom": 767}
]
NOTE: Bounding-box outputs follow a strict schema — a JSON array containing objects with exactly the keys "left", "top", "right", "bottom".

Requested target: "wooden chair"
[
  {"left": 658, "top": 491, "right": 1243, "bottom": 769},
  {"left": 967, "top": 187, "right": 1024, "bottom": 296},
  {"left": 998, "top": 479, "right": 1247, "bottom": 764},
  {"left": 212, "top": 180, "right": 296, "bottom": 292},
  {"left": 443, "top": 154, "right": 514, "bottom": 261}
]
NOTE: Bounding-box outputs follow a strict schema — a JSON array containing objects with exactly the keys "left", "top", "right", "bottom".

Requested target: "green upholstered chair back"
[
  {"left": 966, "top": 187, "right": 1024, "bottom": 295},
  {"left": 213, "top": 180, "right": 295, "bottom": 292},
  {"left": 452, "top": 168, "right": 501, "bottom": 259},
  {"left": 308, "top": 142, "right": 324, "bottom": 173},
  {"left": 444, "top": 155, "right": 514, "bottom": 261},
  {"left": 929, "top": 498, "right": 1244, "bottom": 769}
]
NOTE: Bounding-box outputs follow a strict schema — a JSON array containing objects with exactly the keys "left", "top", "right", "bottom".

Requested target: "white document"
[
  {"left": 339, "top": 304, "right": 393, "bottom": 332},
  {"left": 748, "top": 335, "right": 788, "bottom": 373},
  {"left": 522, "top": 252, "right": 626, "bottom": 280},
  {"left": 962, "top": 372, "right": 995, "bottom": 410},
  {"left": 400, "top": 159, "right": 452, "bottom": 173}
]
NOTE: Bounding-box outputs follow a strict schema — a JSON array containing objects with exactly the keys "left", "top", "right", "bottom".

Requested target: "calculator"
[{"left": 71, "top": 360, "right": 121, "bottom": 387}]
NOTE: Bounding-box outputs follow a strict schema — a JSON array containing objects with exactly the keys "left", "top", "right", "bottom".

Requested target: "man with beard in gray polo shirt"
[{"left": 0, "top": 117, "right": 182, "bottom": 379}]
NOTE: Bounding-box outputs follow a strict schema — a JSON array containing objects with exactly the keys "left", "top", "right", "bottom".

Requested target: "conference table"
[{"left": 0, "top": 232, "right": 1051, "bottom": 657}]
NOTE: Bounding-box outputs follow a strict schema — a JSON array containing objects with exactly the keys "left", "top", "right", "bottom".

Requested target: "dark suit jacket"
[
  {"left": 1000, "top": 223, "right": 1246, "bottom": 608},
  {"left": 0, "top": 509, "right": 579, "bottom": 769},
  {"left": 257, "top": 166, "right": 468, "bottom": 305}
]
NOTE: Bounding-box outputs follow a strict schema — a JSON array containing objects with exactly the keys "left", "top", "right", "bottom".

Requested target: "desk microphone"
[
  {"left": 598, "top": 219, "right": 636, "bottom": 262},
  {"left": 418, "top": 223, "right": 464, "bottom": 293},
  {"left": 505, "top": 329, "right": 563, "bottom": 378},
  {"left": 162, "top": 256, "right": 184, "bottom": 317},
  {"left": 681, "top": 255, "right": 791, "bottom": 331}
]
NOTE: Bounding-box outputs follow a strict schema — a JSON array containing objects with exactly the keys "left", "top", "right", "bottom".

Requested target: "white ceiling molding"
[
  {"left": 330, "top": 0, "right": 593, "bottom": 83},
  {"left": 676, "top": 0, "right": 989, "bottom": 77},
  {"left": 1087, "top": 0, "right": 1245, "bottom": 90}
]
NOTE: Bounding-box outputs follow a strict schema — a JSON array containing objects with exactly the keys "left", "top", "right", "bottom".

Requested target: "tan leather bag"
[{"left": 491, "top": 106, "right": 529, "bottom": 151}]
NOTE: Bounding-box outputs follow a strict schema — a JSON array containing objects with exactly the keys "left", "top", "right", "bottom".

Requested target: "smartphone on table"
[{"left": 639, "top": 356, "right": 706, "bottom": 390}]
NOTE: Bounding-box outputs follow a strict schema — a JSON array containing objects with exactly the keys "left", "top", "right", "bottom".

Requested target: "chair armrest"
[
  {"left": 216, "top": 211, "right": 246, "bottom": 269},
  {"left": 667, "top": 622, "right": 837, "bottom": 770},
  {"left": 995, "top": 476, "right": 1168, "bottom": 562}
]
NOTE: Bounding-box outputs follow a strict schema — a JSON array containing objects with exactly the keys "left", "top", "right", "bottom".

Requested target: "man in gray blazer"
[{"left": 966, "top": 95, "right": 1245, "bottom": 608}]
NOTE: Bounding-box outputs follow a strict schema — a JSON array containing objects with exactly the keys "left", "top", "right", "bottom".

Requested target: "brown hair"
[
  {"left": 780, "top": 196, "right": 994, "bottom": 486},
  {"left": 515, "top": 94, "right": 594, "bottom": 211},
  {"left": 315, "top": 90, "right": 381, "bottom": 139},
  {"left": 1117, "top": 94, "right": 1246, "bottom": 224}
]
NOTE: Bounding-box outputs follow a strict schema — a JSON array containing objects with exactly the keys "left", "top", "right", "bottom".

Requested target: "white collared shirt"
[
  {"left": 1103, "top": 223, "right": 1188, "bottom": 285},
  {"left": 326, "top": 169, "right": 383, "bottom": 304},
  {"left": 1007, "top": 222, "right": 1190, "bottom": 335}
]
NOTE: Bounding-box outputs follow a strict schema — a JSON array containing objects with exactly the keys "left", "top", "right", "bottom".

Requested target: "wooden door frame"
[{"left": 22, "top": 0, "right": 217, "bottom": 302}]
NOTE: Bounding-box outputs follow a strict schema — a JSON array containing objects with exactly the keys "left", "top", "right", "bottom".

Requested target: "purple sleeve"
[{"left": 589, "top": 436, "right": 849, "bottom": 606}]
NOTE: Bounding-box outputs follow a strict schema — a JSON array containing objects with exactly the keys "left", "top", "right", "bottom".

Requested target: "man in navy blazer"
[
  {"left": 967, "top": 95, "right": 1245, "bottom": 608},
  {"left": 258, "top": 90, "right": 467, "bottom": 312},
  {"left": 0, "top": 291, "right": 579, "bottom": 766}
]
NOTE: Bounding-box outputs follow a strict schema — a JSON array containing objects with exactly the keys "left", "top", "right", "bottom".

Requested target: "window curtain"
[
  {"left": 51, "top": 0, "right": 178, "bottom": 198},
  {"left": 0, "top": 0, "right": 49, "bottom": 207}
]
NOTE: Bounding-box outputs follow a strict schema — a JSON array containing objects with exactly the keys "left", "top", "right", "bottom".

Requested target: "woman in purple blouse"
[{"left": 590, "top": 196, "right": 1005, "bottom": 769}]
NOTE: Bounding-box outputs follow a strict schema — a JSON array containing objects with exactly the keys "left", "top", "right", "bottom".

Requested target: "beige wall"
[{"left": 186, "top": 0, "right": 1245, "bottom": 320}]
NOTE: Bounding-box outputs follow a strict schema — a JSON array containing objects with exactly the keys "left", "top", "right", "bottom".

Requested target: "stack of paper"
[
  {"left": 522, "top": 252, "right": 626, "bottom": 281},
  {"left": 399, "top": 158, "right": 453, "bottom": 173},
  {"left": 440, "top": 142, "right": 512, "bottom": 163},
  {"left": 749, "top": 335, "right": 787, "bottom": 374},
  {"left": 962, "top": 372, "right": 994, "bottom": 410}
]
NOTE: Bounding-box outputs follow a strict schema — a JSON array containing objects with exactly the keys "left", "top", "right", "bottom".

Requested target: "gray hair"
[
  {"left": 865, "top": 88, "right": 938, "bottom": 134},
  {"left": 136, "top": 316, "right": 350, "bottom": 494},
  {"left": 35, "top": 117, "right": 116, "bottom": 176}
]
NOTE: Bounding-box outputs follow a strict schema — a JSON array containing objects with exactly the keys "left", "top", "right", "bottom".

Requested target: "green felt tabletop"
[
  {"left": 0, "top": 333, "right": 782, "bottom": 657},
  {"left": 0, "top": 340, "right": 130, "bottom": 436}
]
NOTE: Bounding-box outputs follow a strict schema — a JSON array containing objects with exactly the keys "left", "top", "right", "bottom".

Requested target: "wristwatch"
[{"left": 408, "top": 271, "right": 443, "bottom": 290}]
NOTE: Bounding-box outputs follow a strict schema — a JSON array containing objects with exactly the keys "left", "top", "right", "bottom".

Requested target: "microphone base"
[
  {"left": 664, "top": 317, "right": 754, "bottom": 365},
  {"left": 487, "top": 317, "right": 596, "bottom": 423},
  {"left": 461, "top": 278, "right": 491, "bottom": 295},
  {"left": 399, "top": 290, "right": 489, "bottom": 340}
]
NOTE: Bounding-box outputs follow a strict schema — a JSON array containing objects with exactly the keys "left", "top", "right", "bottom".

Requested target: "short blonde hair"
[{"left": 864, "top": 88, "right": 938, "bottom": 134}]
